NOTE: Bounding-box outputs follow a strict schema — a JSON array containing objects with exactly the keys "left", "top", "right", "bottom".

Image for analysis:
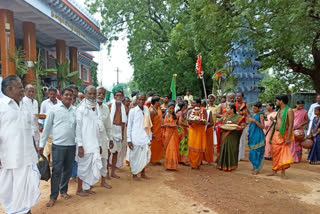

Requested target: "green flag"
[{"left": 170, "top": 75, "right": 176, "bottom": 101}]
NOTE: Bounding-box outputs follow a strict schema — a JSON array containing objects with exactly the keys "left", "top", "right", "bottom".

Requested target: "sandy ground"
[{"left": 1, "top": 148, "right": 319, "bottom": 214}]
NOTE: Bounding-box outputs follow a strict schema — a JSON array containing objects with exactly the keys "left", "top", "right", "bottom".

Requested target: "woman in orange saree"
[{"left": 162, "top": 102, "right": 180, "bottom": 170}]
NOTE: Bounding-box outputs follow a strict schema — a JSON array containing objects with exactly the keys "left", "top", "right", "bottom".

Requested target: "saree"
[
  {"left": 188, "top": 123, "right": 206, "bottom": 168},
  {"left": 177, "top": 111, "right": 189, "bottom": 163},
  {"left": 263, "top": 112, "right": 277, "bottom": 159},
  {"left": 163, "top": 114, "right": 180, "bottom": 169},
  {"left": 271, "top": 131, "right": 294, "bottom": 171},
  {"left": 290, "top": 109, "right": 307, "bottom": 162},
  {"left": 204, "top": 110, "right": 214, "bottom": 163},
  {"left": 308, "top": 117, "right": 320, "bottom": 164},
  {"left": 150, "top": 107, "right": 164, "bottom": 163},
  {"left": 216, "top": 114, "right": 244, "bottom": 171},
  {"left": 248, "top": 112, "right": 265, "bottom": 171}
]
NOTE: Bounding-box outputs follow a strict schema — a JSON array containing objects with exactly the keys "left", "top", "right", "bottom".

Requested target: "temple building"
[
  {"left": 227, "top": 41, "right": 264, "bottom": 104},
  {"left": 0, "top": 0, "right": 106, "bottom": 89}
]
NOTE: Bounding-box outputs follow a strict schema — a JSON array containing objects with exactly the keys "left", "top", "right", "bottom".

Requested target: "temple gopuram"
[
  {"left": 227, "top": 41, "right": 264, "bottom": 104},
  {"left": 0, "top": 0, "right": 106, "bottom": 88}
]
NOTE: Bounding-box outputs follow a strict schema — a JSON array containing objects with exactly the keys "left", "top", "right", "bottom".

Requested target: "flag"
[
  {"left": 195, "top": 54, "right": 203, "bottom": 79},
  {"left": 170, "top": 74, "right": 177, "bottom": 101}
]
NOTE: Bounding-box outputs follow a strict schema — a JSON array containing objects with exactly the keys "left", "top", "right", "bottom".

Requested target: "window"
[{"left": 83, "top": 66, "right": 89, "bottom": 82}]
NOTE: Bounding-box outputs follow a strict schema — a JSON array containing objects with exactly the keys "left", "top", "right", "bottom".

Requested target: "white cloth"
[
  {"left": 38, "top": 98, "right": 61, "bottom": 124},
  {"left": 109, "top": 139, "right": 122, "bottom": 154},
  {"left": 40, "top": 103, "right": 76, "bottom": 148},
  {"left": 109, "top": 99, "right": 127, "bottom": 125},
  {"left": 307, "top": 103, "right": 320, "bottom": 135},
  {"left": 127, "top": 106, "right": 152, "bottom": 146},
  {"left": 0, "top": 164, "right": 40, "bottom": 214},
  {"left": 75, "top": 101, "right": 102, "bottom": 154},
  {"left": 77, "top": 153, "right": 102, "bottom": 190},
  {"left": 0, "top": 96, "right": 38, "bottom": 169},
  {"left": 116, "top": 126, "right": 127, "bottom": 168},
  {"left": 129, "top": 144, "right": 151, "bottom": 175},
  {"left": 97, "top": 103, "right": 112, "bottom": 158},
  {"left": 100, "top": 157, "right": 108, "bottom": 177},
  {"left": 22, "top": 96, "right": 40, "bottom": 146},
  {"left": 238, "top": 125, "right": 248, "bottom": 161}
]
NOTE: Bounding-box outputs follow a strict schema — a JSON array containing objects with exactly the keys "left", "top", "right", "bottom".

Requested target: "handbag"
[{"left": 37, "top": 154, "right": 51, "bottom": 181}]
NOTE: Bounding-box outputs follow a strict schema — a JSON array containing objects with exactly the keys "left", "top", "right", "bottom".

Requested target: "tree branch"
[
  {"left": 288, "top": 59, "right": 314, "bottom": 76},
  {"left": 312, "top": 32, "right": 320, "bottom": 70}
]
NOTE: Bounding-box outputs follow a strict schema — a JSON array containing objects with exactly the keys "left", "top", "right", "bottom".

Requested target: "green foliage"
[
  {"left": 33, "top": 52, "right": 57, "bottom": 104},
  {"left": 212, "top": 66, "right": 237, "bottom": 98},
  {"left": 55, "top": 60, "right": 79, "bottom": 89},
  {"left": 89, "top": 0, "right": 320, "bottom": 97},
  {"left": 10, "top": 47, "right": 28, "bottom": 79},
  {"left": 90, "top": 61, "right": 98, "bottom": 87}
]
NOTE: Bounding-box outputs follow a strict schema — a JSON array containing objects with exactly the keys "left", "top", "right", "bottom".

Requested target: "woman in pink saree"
[
  {"left": 264, "top": 102, "right": 277, "bottom": 160},
  {"left": 290, "top": 101, "right": 309, "bottom": 162}
]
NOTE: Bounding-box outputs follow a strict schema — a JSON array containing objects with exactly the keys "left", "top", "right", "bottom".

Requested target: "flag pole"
[{"left": 201, "top": 76, "right": 207, "bottom": 100}]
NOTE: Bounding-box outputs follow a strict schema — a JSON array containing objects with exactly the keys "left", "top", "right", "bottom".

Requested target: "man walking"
[
  {"left": 0, "top": 75, "right": 40, "bottom": 214},
  {"left": 39, "top": 87, "right": 76, "bottom": 207}
]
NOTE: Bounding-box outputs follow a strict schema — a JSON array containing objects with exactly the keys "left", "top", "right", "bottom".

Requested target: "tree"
[{"left": 90, "top": 61, "right": 98, "bottom": 87}]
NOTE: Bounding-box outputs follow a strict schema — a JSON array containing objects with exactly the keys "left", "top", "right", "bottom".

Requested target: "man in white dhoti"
[
  {"left": 127, "top": 93, "right": 152, "bottom": 181},
  {"left": 307, "top": 95, "right": 320, "bottom": 135},
  {"left": 39, "top": 87, "right": 76, "bottom": 207},
  {"left": 108, "top": 89, "right": 127, "bottom": 178},
  {"left": 0, "top": 75, "right": 40, "bottom": 214},
  {"left": 97, "top": 87, "right": 112, "bottom": 189},
  {"left": 76, "top": 86, "right": 102, "bottom": 196},
  {"left": 22, "top": 84, "right": 40, "bottom": 149}
]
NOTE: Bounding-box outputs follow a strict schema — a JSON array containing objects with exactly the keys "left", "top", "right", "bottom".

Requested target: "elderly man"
[
  {"left": 39, "top": 87, "right": 76, "bottom": 207},
  {"left": 96, "top": 87, "right": 112, "bottom": 189},
  {"left": 127, "top": 93, "right": 152, "bottom": 180},
  {"left": 108, "top": 89, "right": 127, "bottom": 178},
  {"left": 22, "top": 84, "right": 40, "bottom": 149},
  {"left": 39, "top": 87, "right": 61, "bottom": 164},
  {"left": 0, "top": 75, "right": 40, "bottom": 214},
  {"left": 76, "top": 86, "right": 102, "bottom": 196}
]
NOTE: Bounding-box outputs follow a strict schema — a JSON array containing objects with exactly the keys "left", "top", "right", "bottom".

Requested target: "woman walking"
[
  {"left": 264, "top": 102, "right": 276, "bottom": 160},
  {"left": 247, "top": 102, "right": 265, "bottom": 175},
  {"left": 176, "top": 102, "right": 189, "bottom": 164},
  {"left": 308, "top": 106, "right": 320, "bottom": 165}
]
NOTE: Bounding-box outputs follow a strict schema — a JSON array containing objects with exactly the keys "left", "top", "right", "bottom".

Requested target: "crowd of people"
[{"left": 0, "top": 75, "right": 319, "bottom": 214}]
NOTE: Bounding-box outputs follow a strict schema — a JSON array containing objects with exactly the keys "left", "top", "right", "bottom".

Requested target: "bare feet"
[
  {"left": 106, "top": 174, "right": 111, "bottom": 180},
  {"left": 133, "top": 175, "right": 141, "bottom": 181},
  {"left": 84, "top": 189, "right": 96, "bottom": 195},
  {"left": 46, "top": 199, "right": 56, "bottom": 207},
  {"left": 76, "top": 191, "right": 89, "bottom": 197},
  {"left": 141, "top": 174, "right": 150, "bottom": 180},
  {"left": 267, "top": 171, "right": 277, "bottom": 176},
  {"left": 60, "top": 193, "right": 71, "bottom": 200},
  {"left": 151, "top": 162, "right": 161, "bottom": 166},
  {"left": 111, "top": 173, "right": 120, "bottom": 179},
  {"left": 71, "top": 177, "right": 78, "bottom": 182},
  {"left": 101, "top": 182, "right": 112, "bottom": 189},
  {"left": 280, "top": 171, "right": 287, "bottom": 179},
  {"left": 252, "top": 171, "right": 259, "bottom": 175}
]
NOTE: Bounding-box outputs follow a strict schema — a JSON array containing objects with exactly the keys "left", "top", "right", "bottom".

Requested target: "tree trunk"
[{"left": 311, "top": 73, "right": 320, "bottom": 94}]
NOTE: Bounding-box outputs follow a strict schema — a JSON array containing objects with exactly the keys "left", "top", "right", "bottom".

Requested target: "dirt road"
[{"left": 1, "top": 151, "right": 319, "bottom": 214}]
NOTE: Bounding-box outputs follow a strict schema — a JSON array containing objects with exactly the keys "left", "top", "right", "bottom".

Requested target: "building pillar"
[
  {"left": 0, "top": 9, "right": 15, "bottom": 78},
  {"left": 69, "top": 47, "right": 78, "bottom": 72},
  {"left": 56, "top": 40, "right": 66, "bottom": 64},
  {"left": 23, "top": 22, "right": 36, "bottom": 84}
]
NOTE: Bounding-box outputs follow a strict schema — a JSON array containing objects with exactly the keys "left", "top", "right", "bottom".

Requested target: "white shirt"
[
  {"left": 97, "top": 103, "right": 112, "bottom": 157},
  {"left": 127, "top": 106, "right": 151, "bottom": 146},
  {"left": 0, "top": 96, "right": 38, "bottom": 169},
  {"left": 22, "top": 96, "right": 40, "bottom": 142},
  {"left": 40, "top": 103, "right": 76, "bottom": 147},
  {"left": 75, "top": 102, "right": 101, "bottom": 154},
  {"left": 307, "top": 102, "right": 320, "bottom": 135},
  {"left": 184, "top": 95, "right": 193, "bottom": 105},
  {"left": 38, "top": 98, "right": 61, "bottom": 124}
]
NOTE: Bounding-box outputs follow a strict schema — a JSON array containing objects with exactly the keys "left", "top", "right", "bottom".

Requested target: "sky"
[{"left": 78, "top": 0, "right": 134, "bottom": 90}]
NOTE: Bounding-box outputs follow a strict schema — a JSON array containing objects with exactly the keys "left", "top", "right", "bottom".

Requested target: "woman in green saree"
[{"left": 216, "top": 104, "right": 246, "bottom": 171}]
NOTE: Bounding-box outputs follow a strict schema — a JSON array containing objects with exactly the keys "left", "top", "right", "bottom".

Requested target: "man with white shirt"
[
  {"left": 307, "top": 95, "right": 320, "bottom": 135},
  {"left": 0, "top": 75, "right": 40, "bottom": 214},
  {"left": 39, "top": 87, "right": 61, "bottom": 164},
  {"left": 96, "top": 87, "right": 112, "bottom": 189},
  {"left": 127, "top": 93, "right": 152, "bottom": 181},
  {"left": 39, "top": 87, "right": 76, "bottom": 207},
  {"left": 76, "top": 86, "right": 102, "bottom": 196},
  {"left": 22, "top": 84, "right": 40, "bottom": 149},
  {"left": 108, "top": 89, "right": 127, "bottom": 179}
]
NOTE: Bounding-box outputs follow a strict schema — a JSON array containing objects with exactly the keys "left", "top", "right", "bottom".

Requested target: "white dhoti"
[
  {"left": 238, "top": 125, "right": 248, "bottom": 161},
  {"left": 0, "top": 165, "right": 41, "bottom": 214},
  {"left": 77, "top": 153, "right": 102, "bottom": 190},
  {"left": 100, "top": 158, "right": 108, "bottom": 177},
  {"left": 129, "top": 144, "right": 151, "bottom": 175},
  {"left": 116, "top": 126, "right": 127, "bottom": 168}
]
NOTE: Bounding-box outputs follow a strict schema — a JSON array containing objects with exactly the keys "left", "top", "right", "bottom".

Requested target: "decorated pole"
[{"left": 195, "top": 54, "right": 207, "bottom": 100}]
